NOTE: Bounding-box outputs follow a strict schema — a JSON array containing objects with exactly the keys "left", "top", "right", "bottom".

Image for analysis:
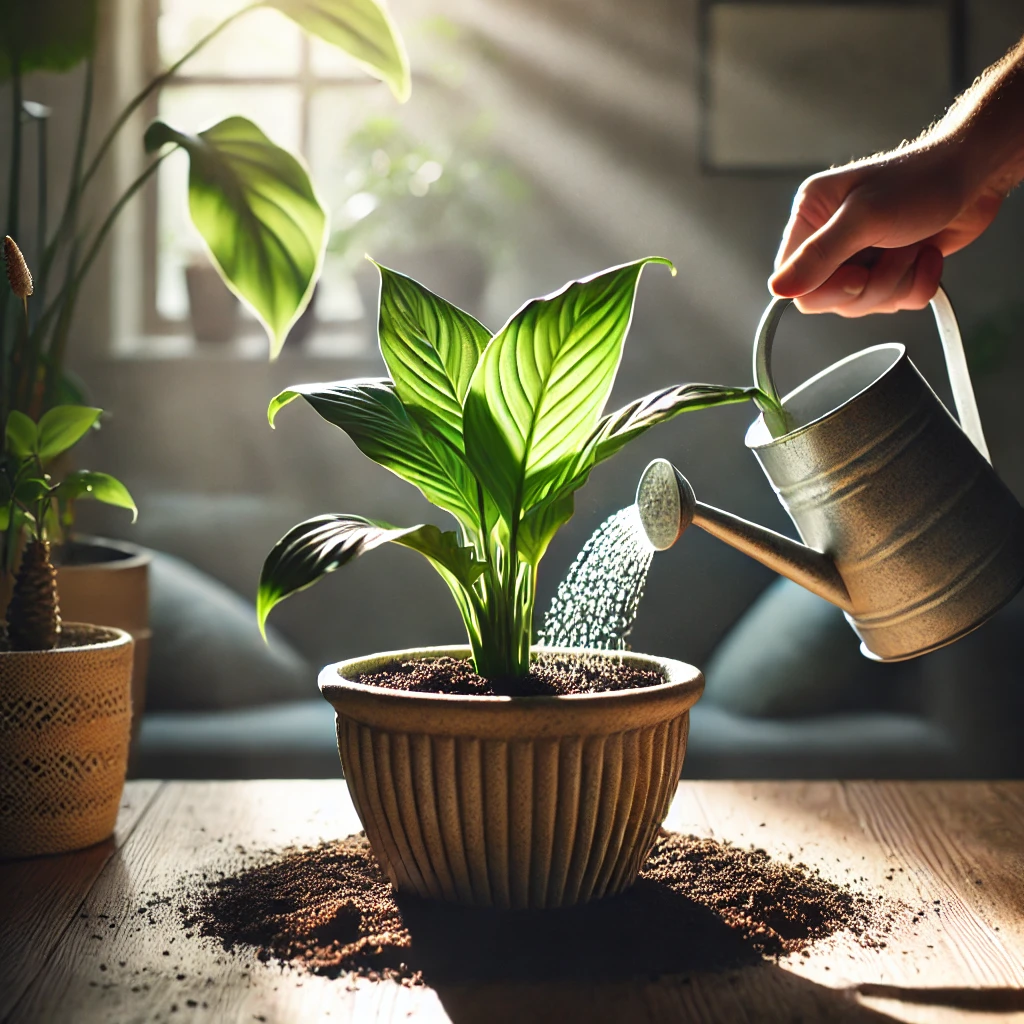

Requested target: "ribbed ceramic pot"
[
  {"left": 319, "top": 646, "right": 703, "bottom": 910},
  {"left": 0, "top": 625, "right": 134, "bottom": 859}
]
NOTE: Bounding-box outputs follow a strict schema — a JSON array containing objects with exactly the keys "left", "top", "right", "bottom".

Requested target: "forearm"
[{"left": 932, "top": 37, "right": 1024, "bottom": 195}]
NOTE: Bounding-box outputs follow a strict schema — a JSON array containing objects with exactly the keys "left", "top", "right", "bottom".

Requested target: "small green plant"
[
  {"left": 257, "top": 258, "right": 760, "bottom": 681},
  {"left": 1, "top": 237, "right": 136, "bottom": 650}
]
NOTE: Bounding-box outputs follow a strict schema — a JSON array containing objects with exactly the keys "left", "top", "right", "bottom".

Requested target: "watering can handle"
[{"left": 752, "top": 286, "right": 992, "bottom": 464}]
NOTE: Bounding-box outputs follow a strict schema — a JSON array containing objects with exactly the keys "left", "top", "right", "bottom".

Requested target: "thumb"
[{"left": 770, "top": 198, "right": 879, "bottom": 298}]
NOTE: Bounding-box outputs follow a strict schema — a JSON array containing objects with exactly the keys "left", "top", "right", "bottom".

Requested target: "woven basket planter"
[
  {"left": 319, "top": 646, "right": 703, "bottom": 910},
  {"left": 0, "top": 625, "right": 134, "bottom": 859}
]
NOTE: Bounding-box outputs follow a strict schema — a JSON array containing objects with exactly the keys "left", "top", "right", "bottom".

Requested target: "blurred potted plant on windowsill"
[
  {"left": 332, "top": 114, "right": 526, "bottom": 322},
  {"left": 1, "top": 0, "right": 409, "bottom": 712}
]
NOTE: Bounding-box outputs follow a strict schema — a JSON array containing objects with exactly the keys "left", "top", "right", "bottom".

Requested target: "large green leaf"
[
  {"left": 145, "top": 116, "right": 327, "bottom": 359},
  {"left": 36, "top": 405, "right": 102, "bottom": 462},
  {"left": 257, "top": 513, "right": 481, "bottom": 633},
  {"left": 4, "top": 411, "right": 36, "bottom": 457},
  {"left": 266, "top": 0, "right": 410, "bottom": 102},
  {"left": 376, "top": 263, "right": 490, "bottom": 452},
  {"left": 268, "top": 379, "right": 478, "bottom": 524},
  {"left": 589, "top": 383, "right": 759, "bottom": 464},
  {"left": 57, "top": 470, "right": 137, "bottom": 522},
  {"left": 463, "top": 258, "right": 672, "bottom": 528}
]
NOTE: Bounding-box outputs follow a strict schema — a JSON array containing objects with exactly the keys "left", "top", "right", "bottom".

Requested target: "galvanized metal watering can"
[{"left": 636, "top": 288, "right": 1024, "bottom": 661}]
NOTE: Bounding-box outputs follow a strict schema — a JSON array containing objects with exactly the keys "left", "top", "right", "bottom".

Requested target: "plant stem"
[
  {"left": 77, "top": 3, "right": 261, "bottom": 198},
  {"left": 1, "top": 56, "right": 24, "bottom": 421},
  {"left": 36, "top": 59, "right": 94, "bottom": 327},
  {"left": 36, "top": 153, "right": 167, "bottom": 387}
]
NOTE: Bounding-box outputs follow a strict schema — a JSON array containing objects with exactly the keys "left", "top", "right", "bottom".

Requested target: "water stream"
[{"left": 538, "top": 504, "right": 656, "bottom": 650}]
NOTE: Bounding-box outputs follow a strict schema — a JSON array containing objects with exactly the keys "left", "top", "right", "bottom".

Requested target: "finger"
[
  {"left": 894, "top": 245, "right": 943, "bottom": 311},
  {"left": 792, "top": 264, "right": 871, "bottom": 314},
  {"left": 774, "top": 171, "right": 858, "bottom": 271},
  {"left": 770, "top": 195, "right": 881, "bottom": 298},
  {"left": 840, "top": 245, "right": 921, "bottom": 317}
]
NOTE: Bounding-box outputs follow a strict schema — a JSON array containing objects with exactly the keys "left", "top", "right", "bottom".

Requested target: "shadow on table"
[
  {"left": 397, "top": 879, "right": 902, "bottom": 1023},
  {"left": 856, "top": 984, "right": 1024, "bottom": 1012}
]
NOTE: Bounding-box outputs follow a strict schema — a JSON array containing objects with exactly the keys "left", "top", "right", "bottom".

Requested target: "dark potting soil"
[
  {"left": 352, "top": 654, "right": 666, "bottom": 698},
  {"left": 181, "top": 831, "right": 896, "bottom": 987}
]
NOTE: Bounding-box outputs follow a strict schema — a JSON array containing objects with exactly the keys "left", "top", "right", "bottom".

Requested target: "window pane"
[
  {"left": 159, "top": 0, "right": 302, "bottom": 77},
  {"left": 156, "top": 85, "right": 303, "bottom": 322},
  {"left": 309, "top": 35, "right": 374, "bottom": 79}
]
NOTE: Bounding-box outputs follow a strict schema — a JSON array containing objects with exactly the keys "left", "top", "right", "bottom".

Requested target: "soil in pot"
[
  {"left": 353, "top": 653, "right": 666, "bottom": 698},
  {"left": 178, "top": 830, "right": 904, "bottom": 986}
]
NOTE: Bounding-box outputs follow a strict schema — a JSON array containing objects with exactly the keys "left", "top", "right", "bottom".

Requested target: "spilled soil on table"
[{"left": 179, "top": 830, "right": 898, "bottom": 987}]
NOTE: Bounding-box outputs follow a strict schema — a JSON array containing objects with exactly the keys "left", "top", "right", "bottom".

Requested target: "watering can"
[{"left": 636, "top": 288, "right": 1024, "bottom": 661}]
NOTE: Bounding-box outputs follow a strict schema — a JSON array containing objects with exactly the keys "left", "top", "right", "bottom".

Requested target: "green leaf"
[
  {"left": 36, "top": 405, "right": 102, "bottom": 462},
  {"left": 12, "top": 476, "right": 48, "bottom": 505},
  {"left": 517, "top": 492, "right": 575, "bottom": 566},
  {"left": 265, "top": 0, "right": 410, "bottom": 102},
  {"left": 257, "top": 513, "right": 481, "bottom": 634},
  {"left": 376, "top": 263, "right": 490, "bottom": 452},
  {"left": 268, "top": 379, "right": 478, "bottom": 524},
  {"left": 58, "top": 470, "right": 137, "bottom": 522},
  {"left": 145, "top": 116, "right": 327, "bottom": 359},
  {"left": 589, "top": 383, "right": 759, "bottom": 464},
  {"left": 463, "top": 258, "right": 673, "bottom": 528},
  {"left": 5, "top": 411, "right": 37, "bottom": 457}
]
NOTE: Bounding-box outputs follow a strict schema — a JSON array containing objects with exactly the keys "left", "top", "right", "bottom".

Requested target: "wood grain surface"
[{"left": 3, "top": 780, "right": 1024, "bottom": 1023}]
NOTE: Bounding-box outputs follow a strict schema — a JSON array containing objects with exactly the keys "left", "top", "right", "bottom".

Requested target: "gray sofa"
[{"left": 133, "top": 552, "right": 1020, "bottom": 780}]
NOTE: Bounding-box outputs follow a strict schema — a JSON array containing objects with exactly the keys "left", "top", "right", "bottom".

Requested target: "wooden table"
[{"left": 3, "top": 781, "right": 1024, "bottom": 1023}]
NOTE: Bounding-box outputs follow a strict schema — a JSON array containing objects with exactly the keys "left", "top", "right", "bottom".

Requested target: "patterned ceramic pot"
[
  {"left": 0, "top": 625, "right": 134, "bottom": 859},
  {"left": 319, "top": 646, "right": 703, "bottom": 910}
]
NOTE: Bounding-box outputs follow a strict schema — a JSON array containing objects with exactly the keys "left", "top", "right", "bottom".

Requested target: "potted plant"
[
  {"left": 1, "top": 240, "right": 139, "bottom": 859},
  {"left": 1, "top": 0, "right": 410, "bottom": 717},
  {"left": 258, "top": 258, "right": 760, "bottom": 908}
]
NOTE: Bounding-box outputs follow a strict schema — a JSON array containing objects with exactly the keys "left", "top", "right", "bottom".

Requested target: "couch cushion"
[
  {"left": 147, "top": 552, "right": 314, "bottom": 712},
  {"left": 702, "top": 578, "right": 913, "bottom": 719}
]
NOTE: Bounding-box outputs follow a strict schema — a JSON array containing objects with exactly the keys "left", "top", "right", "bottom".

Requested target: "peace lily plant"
[{"left": 258, "top": 258, "right": 761, "bottom": 682}]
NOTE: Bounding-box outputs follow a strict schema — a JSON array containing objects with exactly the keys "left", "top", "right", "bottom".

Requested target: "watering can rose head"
[{"left": 257, "top": 258, "right": 759, "bottom": 680}]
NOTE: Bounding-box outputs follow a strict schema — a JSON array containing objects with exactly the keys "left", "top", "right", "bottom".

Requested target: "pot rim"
[
  {"left": 56, "top": 534, "right": 151, "bottom": 572},
  {"left": 319, "top": 645, "right": 703, "bottom": 737},
  {"left": 0, "top": 623, "right": 133, "bottom": 658}
]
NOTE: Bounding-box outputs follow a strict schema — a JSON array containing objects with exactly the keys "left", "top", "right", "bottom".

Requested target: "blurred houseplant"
[
  {"left": 0, "top": 238, "right": 140, "bottom": 858},
  {"left": 0, "top": 0, "right": 409, "bottom": 704},
  {"left": 332, "top": 114, "right": 524, "bottom": 317}
]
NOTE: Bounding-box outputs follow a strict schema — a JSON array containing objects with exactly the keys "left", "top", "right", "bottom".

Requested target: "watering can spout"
[{"left": 636, "top": 459, "right": 854, "bottom": 613}]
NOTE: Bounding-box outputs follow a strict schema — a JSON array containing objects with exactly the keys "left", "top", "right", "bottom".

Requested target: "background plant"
[
  {"left": 328, "top": 114, "right": 525, "bottom": 271},
  {"left": 0, "top": 0, "right": 410, "bottom": 427},
  {"left": 257, "top": 258, "right": 762, "bottom": 682}
]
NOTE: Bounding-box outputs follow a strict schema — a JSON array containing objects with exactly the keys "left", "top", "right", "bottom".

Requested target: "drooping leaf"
[
  {"left": 268, "top": 379, "right": 478, "bottom": 524},
  {"left": 266, "top": 0, "right": 410, "bottom": 102},
  {"left": 257, "top": 513, "right": 481, "bottom": 633},
  {"left": 57, "top": 470, "right": 137, "bottom": 522},
  {"left": 12, "top": 476, "right": 48, "bottom": 506},
  {"left": 4, "top": 411, "right": 36, "bottom": 457},
  {"left": 36, "top": 405, "right": 101, "bottom": 462},
  {"left": 376, "top": 263, "right": 490, "bottom": 451},
  {"left": 145, "top": 116, "right": 327, "bottom": 359},
  {"left": 463, "top": 258, "right": 673, "bottom": 528},
  {"left": 589, "top": 383, "right": 759, "bottom": 464}
]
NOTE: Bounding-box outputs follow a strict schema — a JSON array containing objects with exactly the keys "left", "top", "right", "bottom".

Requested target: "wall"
[{"left": 5, "top": 0, "right": 1024, "bottom": 676}]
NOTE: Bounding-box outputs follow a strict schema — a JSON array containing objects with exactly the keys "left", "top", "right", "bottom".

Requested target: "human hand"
[{"left": 769, "top": 142, "right": 1006, "bottom": 316}]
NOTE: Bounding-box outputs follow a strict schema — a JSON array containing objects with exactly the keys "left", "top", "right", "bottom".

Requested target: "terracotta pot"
[
  {"left": 319, "top": 646, "right": 703, "bottom": 910},
  {"left": 0, "top": 624, "right": 134, "bottom": 859},
  {"left": 56, "top": 536, "right": 151, "bottom": 748}
]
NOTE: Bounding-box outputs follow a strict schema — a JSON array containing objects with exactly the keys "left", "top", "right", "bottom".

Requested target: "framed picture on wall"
[{"left": 699, "top": 0, "right": 963, "bottom": 173}]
